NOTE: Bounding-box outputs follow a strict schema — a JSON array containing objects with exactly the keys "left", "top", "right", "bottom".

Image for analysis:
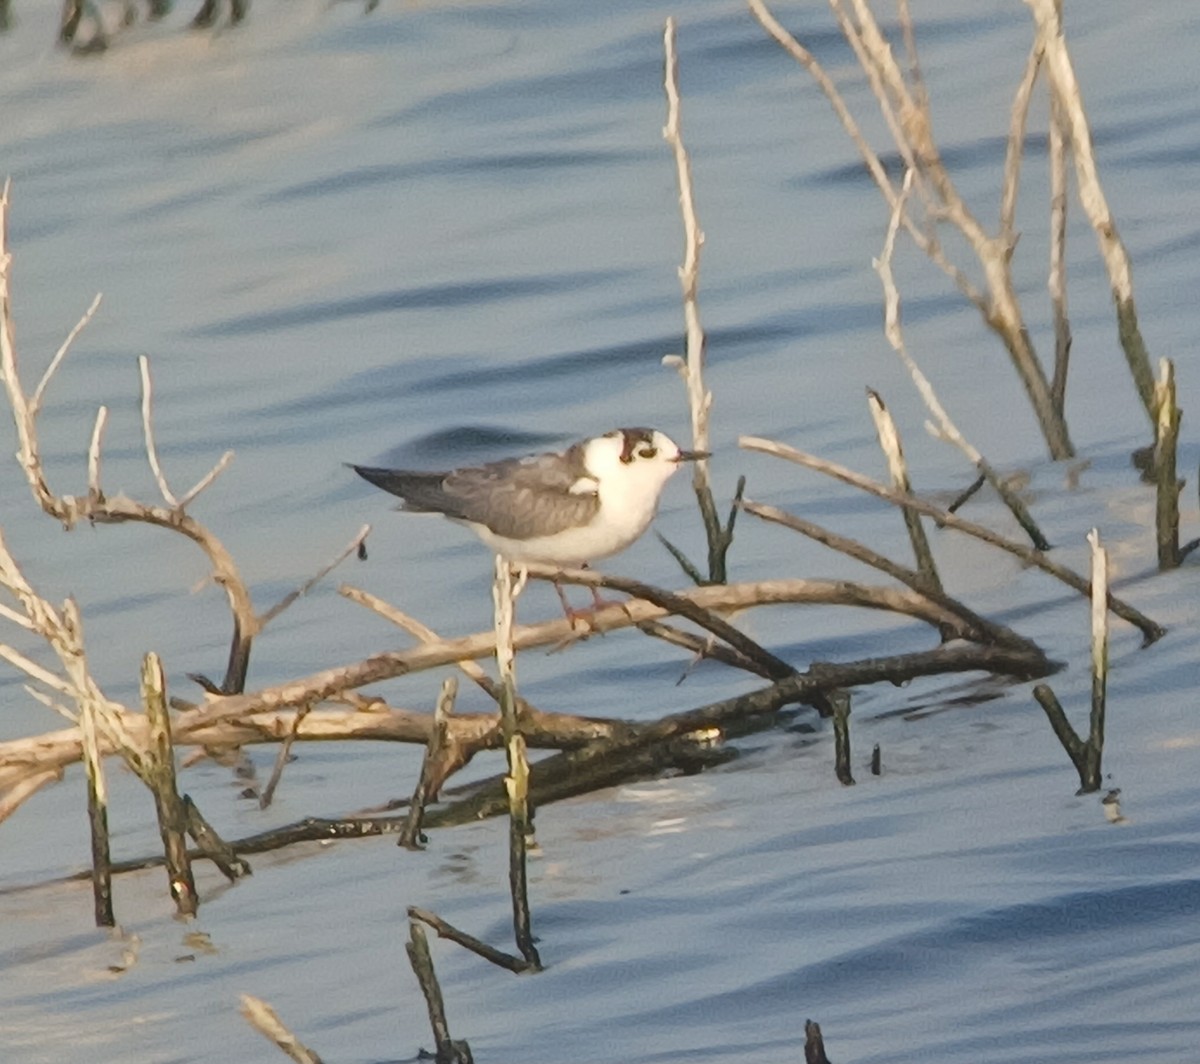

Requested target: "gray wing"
[{"left": 352, "top": 443, "right": 600, "bottom": 539}]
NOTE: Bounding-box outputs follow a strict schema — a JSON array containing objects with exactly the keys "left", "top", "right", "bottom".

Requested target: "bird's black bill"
[{"left": 674, "top": 449, "right": 710, "bottom": 463}]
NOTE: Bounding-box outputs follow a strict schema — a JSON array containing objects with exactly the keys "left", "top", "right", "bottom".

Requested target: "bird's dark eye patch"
[{"left": 638, "top": 446, "right": 658, "bottom": 460}]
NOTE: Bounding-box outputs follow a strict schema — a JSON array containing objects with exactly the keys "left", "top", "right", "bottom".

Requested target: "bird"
[{"left": 351, "top": 427, "right": 706, "bottom": 616}]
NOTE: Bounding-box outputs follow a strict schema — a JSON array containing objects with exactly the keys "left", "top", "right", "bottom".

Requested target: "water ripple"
[{"left": 185, "top": 269, "right": 625, "bottom": 338}]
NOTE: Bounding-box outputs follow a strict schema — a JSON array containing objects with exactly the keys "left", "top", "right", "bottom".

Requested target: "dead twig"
[
  {"left": 740, "top": 435, "right": 1165, "bottom": 644},
  {"left": 748, "top": 0, "right": 1073, "bottom": 458},
  {"left": 661, "top": 18, "right": 732, "bottom": 583},
  {"left": 874, "top": 170, "right": 1050, "bottom": 551}
]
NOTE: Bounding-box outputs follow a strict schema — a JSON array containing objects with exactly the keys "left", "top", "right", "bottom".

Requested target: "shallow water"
[{"left": 2, "top": 0, "right": 1199, "bottom": 1060}]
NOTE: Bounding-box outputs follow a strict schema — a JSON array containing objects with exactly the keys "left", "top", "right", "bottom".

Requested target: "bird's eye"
[{"left": 638, "top": 446, "right": 658, "bottom": 460}]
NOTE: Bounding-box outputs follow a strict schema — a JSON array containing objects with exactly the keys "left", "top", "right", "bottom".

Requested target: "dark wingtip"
[{"left": 350, "top": 463, "right": 404, "bottom": 495}]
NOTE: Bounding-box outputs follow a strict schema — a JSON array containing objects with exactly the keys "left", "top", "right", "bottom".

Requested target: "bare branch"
[
  {"left": 740, "top": 434, "right": 1164, "bottom": 643},
  {"left": 31, "top": 293, "right": 102, "bottom": 417},
  {"left": 181, "top": 575, "right": 984, "bottom": 731},
  {"left": 87, "top": 405, "right": 108, "bottom": 502},
  {"left": 257, "top": 524, "right": 371, "bottom": 629},
  {"left": 1025, "top": 0, "right": 1156, "bottom": 422},
  {"left": 874, "top": 171, "right": 1049, "bottom": 550},
  {"left": 0, "top": 643, "right": 76, "bottom": 698},
  {"left": 177, "top": 450, "right": 235, "bottom": 510},
  {"left": 139, "top": 354, "right": 178, "bottom": 507},
  {"left": 1000, "top": 42, "right": 1044, "bottom": 245}
]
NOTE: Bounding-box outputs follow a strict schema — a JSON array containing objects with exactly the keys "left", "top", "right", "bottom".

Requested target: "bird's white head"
[{"left": 581, "top": 428, "right": 706, "bottom": 499}]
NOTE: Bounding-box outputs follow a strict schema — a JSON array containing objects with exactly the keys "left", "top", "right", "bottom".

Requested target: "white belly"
[{"left": 471, "top": 485, "right": 661, "bottom": 566}]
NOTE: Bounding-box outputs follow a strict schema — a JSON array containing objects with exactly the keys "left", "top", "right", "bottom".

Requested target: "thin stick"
[
  {"left": 895, "top": 0, "right": 927, "bottom": 113},
  {"left": 532, "top": 566, "right": 798, "bottom": 681},
  {"left": 400, "top": 677, "right": 458, "bottom": 849},
  {"left": 31, "top": 293, "right": 103, "bottom": 416},
  {"left": 0, "top": 643, "right": 78, "bottom": 697},
  {"left": 875, "top": 170, "right": 1050, "bottom": 551},
  {"left": 1000, "top": 42, "right": 1043, "bottom": 248},
  {"left": 1153, "top": 359, "right": 1182, "bottom": 570},
  {"left": 257, "top": 524, "right": 371, "bottom": 629},
  {"left": 183, "top": 796, "right": 252, "bottom": 880},
  {"left": 87, "top": 405, "right": 108, "bottom": 502},
  {"left": 139, "top": 355, "right": 178, "bottom": 507},
  {"left": 80, "top": 692, "right": 115, "bottom": 927},
  {"left": 259, "top": 704, "right": 309, "bottom": 810},
  {"left": 240, "top": 995, "right": 325, "bottom": 1064},
  {"left": 492, "top": 556, "right": 541, "bottom": 969},
  {"left": 0, "top": 601, "right": 36, "bottom": 631},
  {"left": 177, "top": 450, "right": 235, "bottom": 510},
  {"left": 740, "top": 499, "right": 1037, "bottom": 651},
  {"left": 410, "top": 905, "right": 531, "bottom": 975},
  {"left": 341, "top": 584, "right": 548, "bottom": 717},
  {"left": 866, "top": 389, "right": 942, "bottom": 594},
  {"left": 747, "top": 0, "right": 984, "bottom": 308},
  {"left": 740, "top": 435, "right": 1165, "bottom": 643},
  {"left": 1084, "top": 528, "right": 1107, "bottom": 792},
  {"left": 663, "top": 17, "right": 726, "bottom": 582},
  {"left": 831, "top": 691, "right": 854, "bottom": 786},
  {"left": 637, "top": 618, "right": 775, "bottom": 679},
  {"left": 1026, "top": 0, "right": 1156, "bottom": 424},
  {"left": 143, "top": 652, "right": 197, "bottom": 918},
  {"left": 1048, "top": 94, "right": 1072, "bottom": 415},
  {"left": 749, "top": 0, "right": 1073, "bottom": 459},
  {"left": 405, "top": 921, "right": 473, "bottom": 1064}
]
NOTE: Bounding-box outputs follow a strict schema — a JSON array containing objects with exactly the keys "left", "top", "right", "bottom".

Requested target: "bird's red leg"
[{"left": 553, "top": 577, "right": 593, "bottom": 631}]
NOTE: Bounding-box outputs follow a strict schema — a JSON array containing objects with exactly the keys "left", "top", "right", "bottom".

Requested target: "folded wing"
[{"left": 351, "top": 445, "right": 600, "bottom": 540}]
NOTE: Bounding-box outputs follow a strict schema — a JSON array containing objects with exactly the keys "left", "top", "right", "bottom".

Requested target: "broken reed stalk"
[
  {"left": 1048, "top": 92, "right": 1072, "bottom": 415},
  {"left": 493, "top": 556, "right": 541, "bottom": 971},
  {"left": 409, "top": 906, "right": 531, "bottom": 975},
  {"left": 746, "top": 0, "right": 1073, "bottom": 459},
  {"left": 804, "top": 1019, "right": 833, "bottom": 1064},
  {"left": 239, "top": 995, "right": 325, "bottom": 1064},
  {"left": 259, "top": 704, "right": 310, "bottom": 810},
  {"left": 662, "top": 16, "right": 733, "bottom": 584},
  {"left": 1025, "top": 0, "right": 1157, "bottom": 426},
  {"left": 405, "top": 919, "right": 474, "bottom": 1064},
  {"left": 1030, "top": 529, "right": 1108, "bottom": 794},
  {"left": 830, "top": 691, "right": 854, "bottom": 786},
  {"left": 80, "top": 695, "right": 115, "bottom": 927},
  {"left": 739, "top": 436, "right": 1165, "bottom": 644},
  {"left": 874, "top": 170, "right": 1050, "bottom": 552},
  {"left": 143, "top": 652, "right": 197, "bottom": 918},
  {"left": 183, "top": 796, "right": 251, "bottom": 880},
  {"left": 400, "top": 677, "right": 459, "bottom": 850},
  {"left": 1153, "top": 358, "right": 1182, "bottom": 570},
  {"left": 1085, "top": 529, "right": 1107, "bottom": 792},
  {"left": 865, "top": 389, "right": 942, "bottom": 594}
]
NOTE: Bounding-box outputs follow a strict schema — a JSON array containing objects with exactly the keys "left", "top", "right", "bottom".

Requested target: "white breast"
[{"left": 471, "top": 475, "right": 664, "bottom": 566}]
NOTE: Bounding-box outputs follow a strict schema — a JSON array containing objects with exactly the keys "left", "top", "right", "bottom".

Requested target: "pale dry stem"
[
  {"left": 748, "top": 0, "right": 1073, "bottom": 459},
  {"left": 875, "top": 171, "right": 1049, "bottom": 550},
  {"left": 1025, "top": 0, "right": 1155, "bottom": 421}
]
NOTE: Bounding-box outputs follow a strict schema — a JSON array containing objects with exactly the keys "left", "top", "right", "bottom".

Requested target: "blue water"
[{"left": 1, "top": 0, "right": 1199, "bottom": 1060}]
